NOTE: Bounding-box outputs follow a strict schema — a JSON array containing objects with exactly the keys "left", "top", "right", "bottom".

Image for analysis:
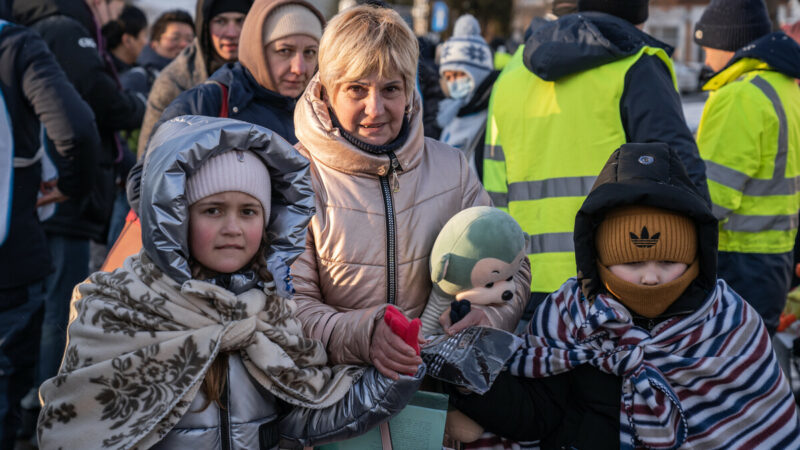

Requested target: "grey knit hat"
[
  {"left": 186, "top": 150, "right": 271, "bottom": 218},
  {"left": 439, "top": 15, "right": 493, "bottom": 83},
  {"left": 694, "top": 0, "right": 772, "bottom": 51}
]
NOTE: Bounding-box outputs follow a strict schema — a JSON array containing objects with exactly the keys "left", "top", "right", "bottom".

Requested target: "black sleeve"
[
  {"left": 152, "top": 82, "right": 222, "bottom": 136},
  {"left": 621, "top": 54, "right": 710, "bottom": 202},
  {"left": 42, "top": 18, "right": 144, "bottom": 132},
  {"left": 445, "top": 370, "right": 567, "bottom": 442},
  {"left": 418, "top": 60, "right": 445, "bottom": 138},
  {"left": 19, "top": 28, "right": 100, "bottom": 197}
]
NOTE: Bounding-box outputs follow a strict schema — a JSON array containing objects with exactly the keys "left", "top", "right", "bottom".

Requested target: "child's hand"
[{"left": 439, "top": 307, "right": 490, "bottom": 335}]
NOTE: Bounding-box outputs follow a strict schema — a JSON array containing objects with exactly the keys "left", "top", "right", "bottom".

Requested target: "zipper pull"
[{"left": 388, "top": 152, "right": 402, "bottom": 193}]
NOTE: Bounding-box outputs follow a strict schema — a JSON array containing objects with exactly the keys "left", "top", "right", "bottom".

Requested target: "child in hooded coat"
[
  {"left": 446, "top": 143, "right": 800, "bottom": 449},
  {"left": 36, "top": 116, "right": 423, "bottom": 450}
]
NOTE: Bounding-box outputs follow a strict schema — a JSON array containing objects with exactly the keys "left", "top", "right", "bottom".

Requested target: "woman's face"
[
  {"left": 328, "top": 73, "right": 407, "bottom": 146},
  {"left": 152, "top": 22, "right": 195, "bottom": 59},
  {"left": 265, "top": 35, "right": 319, "bottom": 98},
  {"left": 209, "top": 12, "right": 246, "bottom": 61},
  {"left": 189, "top": 191, "right": 264, "bottom": 274}
]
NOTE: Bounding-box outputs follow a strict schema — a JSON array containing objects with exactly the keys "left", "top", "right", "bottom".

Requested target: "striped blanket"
[{"left": 477, "top": 278, "right": 800, "bottom": 450}]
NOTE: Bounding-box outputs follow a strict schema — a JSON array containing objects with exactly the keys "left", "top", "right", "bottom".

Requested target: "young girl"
[{"left": 36, "top": 116, "right": 424, "bottom": 450}]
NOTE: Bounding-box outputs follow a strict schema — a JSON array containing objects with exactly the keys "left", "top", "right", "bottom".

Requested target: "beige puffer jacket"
[{"left": 291, "top": 76, "right": 531, "bottom": 365}]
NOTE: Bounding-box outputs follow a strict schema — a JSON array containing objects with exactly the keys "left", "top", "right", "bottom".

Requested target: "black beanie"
[
  {"left": 209, "top": 0, "right": 251, "bottom": 19},
  {"left": 553, "top": 0, "right": 578, "bottom": 17},
  {"left": 694, "top": 0, "right": 772, "bottom": 51},
  {"left": 578, "top": 0, "right": 649, "bottom": 25}
]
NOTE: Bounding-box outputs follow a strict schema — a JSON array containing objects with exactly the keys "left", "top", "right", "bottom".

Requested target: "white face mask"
[{"left": 447, "top": 76, "right": 474, "bottom": 99}]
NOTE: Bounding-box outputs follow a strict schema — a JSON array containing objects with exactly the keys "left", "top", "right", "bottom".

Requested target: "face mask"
[{"left": 447, "top": 76, "right": 474, "bottom": 99}]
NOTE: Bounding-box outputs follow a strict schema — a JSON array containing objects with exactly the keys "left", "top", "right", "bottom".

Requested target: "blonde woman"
[{"left": 291, "top": 4, "right": 531, "bottom": 380}]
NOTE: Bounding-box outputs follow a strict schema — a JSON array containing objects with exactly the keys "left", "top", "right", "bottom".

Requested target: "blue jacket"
[
  {"left": 0, "top": 20, "right": 100, "bottom": 288},
  {"left": 156, "top": 62, "right": 298, "bottom": 144},
  {"left": 13, "top": 0, "right": 145, "bottom": 241}
]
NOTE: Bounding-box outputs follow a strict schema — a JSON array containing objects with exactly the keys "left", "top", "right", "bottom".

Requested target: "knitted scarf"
[
  {"left": 468, "top": 278, "right": 800, "bottom": 449},
  {"left": 37, "top": 252, "right": 363, "bottom": 450}
]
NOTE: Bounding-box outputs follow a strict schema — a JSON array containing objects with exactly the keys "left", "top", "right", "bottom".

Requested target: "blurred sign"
[{"left": 431, "top": 1, "right": 448, "bottom": 32}]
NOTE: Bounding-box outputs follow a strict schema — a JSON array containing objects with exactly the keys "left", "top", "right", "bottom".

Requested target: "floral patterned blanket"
[{"left": 37, "top": 252, "right": 362, "bottom": 450}]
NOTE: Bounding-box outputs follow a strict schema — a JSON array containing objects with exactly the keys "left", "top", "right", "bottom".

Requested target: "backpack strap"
[{"left": 205, "top": 80, "right": 230, "bottom": 118}]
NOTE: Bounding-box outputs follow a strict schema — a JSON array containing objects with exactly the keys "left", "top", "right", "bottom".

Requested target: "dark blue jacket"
[
  {"left": 0, "top": 20, "right": 100, "bottom": 288},
  {"left": 523, "top": 12, "right": 709, "bottom": 200},
  {"left": 13, "top": 0, "right": 145, "bottom": 241},
  {"left": 119, "top": 45, "right": 172, "bottom": 98},
  {"left": 156, "top": 62, "right": 298, "bottom": 144}
]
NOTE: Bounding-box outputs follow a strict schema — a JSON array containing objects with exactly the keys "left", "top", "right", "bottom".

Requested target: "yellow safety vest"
[
  {"left": 483, "top": 45, "right": 677, "bottom": 292},
  {"left": 698, "top": 58, "right": 800, "bottom": 254}
]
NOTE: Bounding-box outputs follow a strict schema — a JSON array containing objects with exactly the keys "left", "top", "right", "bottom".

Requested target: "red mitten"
[{"left": 384, "top": 305, "right": 421, "bottom": 355}]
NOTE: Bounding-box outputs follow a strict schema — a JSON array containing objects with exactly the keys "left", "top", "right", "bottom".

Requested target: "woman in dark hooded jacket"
[
  {"left": 137, "top": 0, "right": 252, "bottom": 156},
  {"left": 446, "top": 143, "right": 800, "bottom": 449},
  {"left": 150, "top": 0, "right": 324, "bottom": 151}
]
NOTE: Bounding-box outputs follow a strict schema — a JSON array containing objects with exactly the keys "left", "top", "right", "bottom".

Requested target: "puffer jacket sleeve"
[
  {"left": 292, "top": 227, "right": 383, "bottom": 366},
  {"left": 279, "top": 365, "right": 425, "bottom": 447},
  {"left": 460, "top": 150, "right": 531, "bottom": 331}
]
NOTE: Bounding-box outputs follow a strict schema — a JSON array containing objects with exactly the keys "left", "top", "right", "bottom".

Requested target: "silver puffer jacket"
[{"left": 131, "top": 116, "right": 424, "bottom": 449}]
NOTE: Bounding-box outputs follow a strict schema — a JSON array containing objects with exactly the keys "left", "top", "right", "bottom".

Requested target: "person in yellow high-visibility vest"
[
  {"left": 483, "top": 0, "right": 709, "bottom": 329},
  {"left": 694, "top": 0, "right": 800, "bottom": 336}
]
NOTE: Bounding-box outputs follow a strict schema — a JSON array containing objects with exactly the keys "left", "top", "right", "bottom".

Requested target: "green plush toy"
[{"left": 420, "top": 206, "right": 527, "bottom": 336}]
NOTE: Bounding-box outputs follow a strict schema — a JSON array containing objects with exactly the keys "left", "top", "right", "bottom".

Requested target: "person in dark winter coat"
[
  {"left": 137, "top": 0, "right": 252, "bottom": 156},
  {"left": 447, "top": 143, "right": 800, "bottom": 449},
  {"left": 152, "top": 0, "right": 324, "bottom": 149},
  {"left": 694, "top": 0, "right": 800, "bottom": 337},
  {"left": 437, "top": 14, "right": 499, "bottom": 180},
  {"left": 11, "top": 1, "right": 146, "bottom": 431},
  {"left": 102, "top": 4, "right": 148, "bottom": 246},
  {"left": 482, "top": 0, "right": 709, "bottom": 330},
  {"left": 121, "top": 9, "right": 194, "bottom": 98},
  {"left": 0, "top": 19, "right": 101, "bottom": 446}
]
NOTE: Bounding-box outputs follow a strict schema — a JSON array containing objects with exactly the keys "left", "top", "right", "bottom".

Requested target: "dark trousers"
[
  {"left": 0, "top": 281, "right": 44, "bottom": 449},
  {"left": 37, "top": 234, "right": 89, "bottom": 386},
  {"left": 718, "top": 250, "right": 793, "bottom": 336}
]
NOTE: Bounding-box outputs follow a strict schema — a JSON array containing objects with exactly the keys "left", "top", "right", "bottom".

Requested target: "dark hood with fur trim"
[{"left": 574, "top": 143, "right": 718, "bottom": 315}]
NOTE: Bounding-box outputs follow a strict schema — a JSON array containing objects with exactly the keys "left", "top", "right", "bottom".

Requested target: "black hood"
[
  {"left": 12, "top": 0, "right": 94, "bottom": 32},
  {"left": 724, "top": 31, "right": 800, "bottom": 80},
  {"left": 523, "top": 12, "right": 672, "bottom": 81},
  {"left": 196, "top": 0, "right": 253, "bottom": 74},
  {"left": 574, "top": 143, "right": 718, "bottom": 312}
]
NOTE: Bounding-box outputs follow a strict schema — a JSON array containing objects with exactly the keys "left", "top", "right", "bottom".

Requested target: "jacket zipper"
[
  {"left": 220, "top": 376, "right": 232, "bottom": 450},
  {"left": 380, "top": 152, "right": 402, "bottom": 305}
]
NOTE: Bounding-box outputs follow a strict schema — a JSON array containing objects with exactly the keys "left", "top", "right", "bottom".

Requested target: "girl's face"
[{"left": 189, "top": 191, "right": 264, "bottom": 274}]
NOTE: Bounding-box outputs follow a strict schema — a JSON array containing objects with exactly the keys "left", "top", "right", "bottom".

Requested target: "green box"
[{"left": 317, "top": 390, "right": 449, "bottom": 450}]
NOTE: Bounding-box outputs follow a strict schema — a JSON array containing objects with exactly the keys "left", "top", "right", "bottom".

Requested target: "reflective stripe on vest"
[
  {"left": 483, "top": 45, "right": 676, "bottom": 291},
  {"left": 706, "top": 76, "right": 796, "bottom": 234}
]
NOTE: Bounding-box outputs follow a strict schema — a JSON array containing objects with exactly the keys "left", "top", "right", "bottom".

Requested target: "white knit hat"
[
  {"left": 186, "top": 150, "right": 271, "bottom": 217},
  {"left": 439, "top": 15, "right": 493, "bottom": 84},
  {"left": 263, "top": 4, "right": 323, "bottom": 45}
]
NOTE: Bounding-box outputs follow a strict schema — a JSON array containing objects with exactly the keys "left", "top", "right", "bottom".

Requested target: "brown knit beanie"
[{"left": 595, "top": 205, "right": 698, "bottom": 317}]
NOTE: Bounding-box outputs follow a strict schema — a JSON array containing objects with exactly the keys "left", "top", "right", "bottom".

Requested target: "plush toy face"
[
  {"left": 430, "top": 206, "right": 527, "bottom": 301},
  {"left": 454, "top": 250, "right": 526, "bottom": 305}
]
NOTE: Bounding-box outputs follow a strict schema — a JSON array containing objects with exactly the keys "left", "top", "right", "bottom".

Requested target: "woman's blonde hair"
[{"left": 318, "top": 4, "right": 419, "bottom": 102}]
